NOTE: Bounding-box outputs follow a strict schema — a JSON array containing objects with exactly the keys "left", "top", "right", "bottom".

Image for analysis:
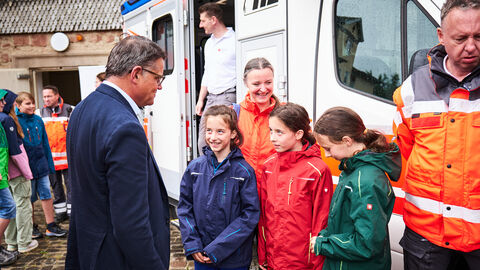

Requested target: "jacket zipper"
[
  {"left": 27, "top": 128, "right": 32, "bottom": 142},
  {"left": 36, "top": 127, "right": 40, "bottom": 140},
  {"left": 222, "top": 180, "right": 226, "bottom": 203},
  {"left": 308, "top": 232, "right": 311, "bottom": 264},
  {"left": 288, "top": 178, "right": 293, "bottom": 205}
]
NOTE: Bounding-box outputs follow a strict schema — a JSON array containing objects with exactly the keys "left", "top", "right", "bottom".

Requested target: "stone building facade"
[{"left": 0, "top": 0, "right": 124, "bottom": 105}]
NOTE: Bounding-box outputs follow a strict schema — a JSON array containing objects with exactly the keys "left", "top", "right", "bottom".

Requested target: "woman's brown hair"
[{"left": 314, "top": 106, "right": 394, "bottom": 153}]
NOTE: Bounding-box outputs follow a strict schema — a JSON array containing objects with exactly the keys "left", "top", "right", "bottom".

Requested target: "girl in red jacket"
[{"left": 258, "top": 102, "right": 333, "bottom": 270}]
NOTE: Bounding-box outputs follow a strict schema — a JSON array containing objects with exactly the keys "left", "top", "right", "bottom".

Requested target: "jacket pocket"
[
  {"left": 409, "top": 113, "right": 443, "bottom": 130},
  {"left": 288, "top": 177, "right": 315, "bottom": 206}
]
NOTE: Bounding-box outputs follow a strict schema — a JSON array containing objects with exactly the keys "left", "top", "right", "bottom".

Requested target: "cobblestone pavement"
[{"left": 2, "top": 202, "right": 194, "bottom": 270}]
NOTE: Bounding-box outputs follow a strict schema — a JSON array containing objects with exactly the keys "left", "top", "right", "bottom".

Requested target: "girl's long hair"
[
  {"left": 314, "top": 106, "right": 394, "bottom": 153},
  {"left": 269, "top": 102, "right": 316, "bottom": 146},
  {"left": 203, "top": 105, "right": 244, "bottom": 149}
]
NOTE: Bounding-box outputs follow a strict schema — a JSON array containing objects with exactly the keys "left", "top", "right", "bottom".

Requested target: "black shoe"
[
  {"left": 55, "top": 212, "right": 69, "bottom": 224},
  {"left": 46, "top": 223, "right": 67, "bottom": 237},
  {"left": 0, "top": 246, "right": 17, "bottom": 266},
  {"left": 32, "top": 223, "right": 43, "bottom": 239}
]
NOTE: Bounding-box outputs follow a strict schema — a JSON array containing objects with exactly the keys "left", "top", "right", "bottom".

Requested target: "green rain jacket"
[
  {"left": 314, "top": 143, "right": 401, "bottom": 270},
  {"left": 0, "top": 124, "right": 9, "bottom": 189}
]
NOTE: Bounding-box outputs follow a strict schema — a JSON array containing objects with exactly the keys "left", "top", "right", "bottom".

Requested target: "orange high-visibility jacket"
[
  {"left": 393, "top": 45, "right": 480, "bottom": 252},
  {"left": 238, "top": 93, "right": 277, "bottom": 183},
  {"left": 37, "top": 97, "right": 74, "bottom": 171}
]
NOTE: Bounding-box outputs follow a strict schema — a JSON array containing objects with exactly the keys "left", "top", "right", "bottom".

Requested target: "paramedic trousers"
[
  {"left": 49, "top": 169, "right": 71, "bottom": 216},
  {"left": 198, "top": 87, "right": 236, "bottom": 154},
  {"left": 401, "top": 226, "right": 480, "bottom": 270},
  {"left": 5, "top": 176, "right": 33, "bottom": 249}
]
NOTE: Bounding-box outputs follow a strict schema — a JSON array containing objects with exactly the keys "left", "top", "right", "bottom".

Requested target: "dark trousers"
[
  {"left": 49, "top": 169, "right": 70, "bottom": 205},
  {"left": 401, "top": 227, "right": 480, "bottom": 270}
]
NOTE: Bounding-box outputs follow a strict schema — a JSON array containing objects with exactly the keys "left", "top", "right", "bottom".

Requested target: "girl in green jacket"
[{"left": 310, "top": 106, "right": 401, "bottom": 270}]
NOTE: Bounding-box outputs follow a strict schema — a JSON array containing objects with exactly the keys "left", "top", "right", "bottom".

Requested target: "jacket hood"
[
  {"left": 2, "top": 89, "right": 17, "bottom": 114},
  {"left": 276, "top": 142, "right": 322, "bottom": 169},
  {"left": 428, "top": 44, "right": 480, "bottom": 81},
  {"left": 339, "top": 143, "right": 401, "bottom": 182}
]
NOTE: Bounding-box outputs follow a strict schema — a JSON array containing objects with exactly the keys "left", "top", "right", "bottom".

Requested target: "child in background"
[
  {"left": 258, "top": 102, "right": 333, "bottom": 270},
  {"left": 178, "top": 105, "right": 259, "bottom": 270},
  {"left": 15, "top": 92, "right": 67, "bottom": 239},
  {"left": 311, "top": 106, "right": 400, "bottom": 270},
  {"left": 1, "top": 90, "right": 38, "bottom": 254}
]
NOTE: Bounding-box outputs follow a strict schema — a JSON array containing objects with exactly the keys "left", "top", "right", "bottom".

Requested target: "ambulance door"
[{"left": 148, "top": 0, "right": 188, "bottom": 202}]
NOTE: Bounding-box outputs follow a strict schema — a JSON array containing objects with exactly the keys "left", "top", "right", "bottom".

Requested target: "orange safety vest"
[
  {"left": 393, "top": 45, "right": 480, "bottom": 252},
  {"left": 38, "top": 97, "right": 73, "bottom": 171}
]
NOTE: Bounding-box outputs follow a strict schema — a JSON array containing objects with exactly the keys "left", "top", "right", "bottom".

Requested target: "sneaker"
[
  {"left": 0, "top": 246, "right": 17, "bottom": 266},
  {"left": 18, "top": 240, "right": 38, "bottom": 253},
  {"left": 54, "top": 212, "right": 69, "bottom": 224},
  {"left": 32, "top": 223, "right": 43, "bottom": 239},
  {"left": 6, "top": 245, "right": 17, "bottom": 252},
  {"left": 46, "top": 223, "right": 67, "bottom": 237}
]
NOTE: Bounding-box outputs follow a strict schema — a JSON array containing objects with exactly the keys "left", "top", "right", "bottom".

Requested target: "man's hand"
[{"left": 195, "top": 100, "right": 204, "bottom": 116}]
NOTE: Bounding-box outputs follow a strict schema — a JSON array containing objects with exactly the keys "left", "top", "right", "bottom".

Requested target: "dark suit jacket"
[{"left": 65, "top": 83, "right": 170, "bottom": 269}]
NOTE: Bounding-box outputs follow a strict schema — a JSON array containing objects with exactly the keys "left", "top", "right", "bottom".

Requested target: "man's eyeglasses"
[{"left": 142, "top": 67, "right": 166, "bottom": 85}]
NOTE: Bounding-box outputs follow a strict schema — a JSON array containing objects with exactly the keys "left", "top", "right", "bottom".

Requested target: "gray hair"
[
  {"left": 242, "top": 57, "right": 274, "bottom": 84},
  {"left": 441, "top": 0, "right": 480, "bottom": 23},
  {"left": 105, "top": 36, "right": 166, "bottom": 77}
]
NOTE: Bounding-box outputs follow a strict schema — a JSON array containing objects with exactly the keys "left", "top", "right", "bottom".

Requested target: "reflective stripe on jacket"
[
  {"left": 238, "top": 93, "right": 276, "bottom": 182},
  {"left": 37, "top": 97, "right": 73, "bottom": 170},
  {"left": 259, "top": 143, "right": 333, "bottom": 269},
  {"left": 393, "top": 44, "right": 480, "bottom": 252}
]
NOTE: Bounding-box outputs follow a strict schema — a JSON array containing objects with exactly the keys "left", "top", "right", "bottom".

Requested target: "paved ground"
[{"left": 2, "top": 202, "right": 194, "bottom": 270}]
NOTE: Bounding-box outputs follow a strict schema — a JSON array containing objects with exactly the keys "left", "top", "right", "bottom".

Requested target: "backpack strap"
[{"left": 232, "top": 103, "right": 241, "bottom": 118}]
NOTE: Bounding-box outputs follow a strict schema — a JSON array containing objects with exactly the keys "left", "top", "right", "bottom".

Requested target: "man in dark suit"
[{"left": 65, "top": 36, "right": 170, "bottom": 269}]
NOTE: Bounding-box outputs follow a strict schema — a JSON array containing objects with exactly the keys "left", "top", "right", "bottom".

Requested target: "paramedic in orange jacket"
[
  {"left": 237, "top": 57, "right": 279, "bottom": 182},
  {"left": 393, "top": 1, "right": 480, "bottom": 269},
  {"left": 38, "top": 85, "right": 73, "bottom": 223}
]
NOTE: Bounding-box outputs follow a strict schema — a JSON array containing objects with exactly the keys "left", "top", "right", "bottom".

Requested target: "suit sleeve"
[
  {"left": 177, "top": 165, "right": 205, "bottom": 258},
  {"left": 203, "top": 165, "right": 260, "bottom": 265},
  {"left": 314, "top": 170, "right": 393, "bottom": 261},
  {"left": 393, "top": 86, "right": 414, "bottom": 159},
  {"left": 105, "top": 122, "right": 163, "bottom": 269},
  {"left": 40, "top": 120, "right": 55, "bottom": 174},
  {"left": 310, "top": 166, "right": 333, "bottom": 267}
]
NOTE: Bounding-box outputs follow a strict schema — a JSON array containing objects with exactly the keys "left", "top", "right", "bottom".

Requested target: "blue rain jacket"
[{"left": 178, "top": 146, "right": 260, "bottom": 268}]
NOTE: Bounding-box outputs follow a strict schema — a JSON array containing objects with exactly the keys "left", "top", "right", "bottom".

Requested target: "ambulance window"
[
  {"left": 244, "top": 0, "right": 278, "bottom": 14},
  {"left": 152, "top": 14, "right": 174, "bottom": 75},
  {"left": 335, "top": 0, "right": 401, "bottom": 102},
  {"left": 407, "top": 1, "right": 438, "bottom": 71}
]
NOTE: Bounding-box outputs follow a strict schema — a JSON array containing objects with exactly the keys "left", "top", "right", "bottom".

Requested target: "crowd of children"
[
  {"left": 0, "top": 90, "right": 67, "bottom": 267},
  {"left": 178, "top": 57, "right": 399, "bottom": 270}
]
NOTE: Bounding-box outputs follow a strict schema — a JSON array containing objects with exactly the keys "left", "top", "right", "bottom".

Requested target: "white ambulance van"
[{"left": 121, "top": 0, "right": 446, "bottom": 268}]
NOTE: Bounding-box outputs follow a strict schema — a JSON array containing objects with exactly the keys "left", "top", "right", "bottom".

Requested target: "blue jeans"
[
  {"left": 30, "top": 175, "right": 52, "bottom": 202},
  {"left": 194, "top": 261, "right": 248, "bottom": 270},
  {"left": 0, "top": 187, "right": 16, "bottom": 219}
]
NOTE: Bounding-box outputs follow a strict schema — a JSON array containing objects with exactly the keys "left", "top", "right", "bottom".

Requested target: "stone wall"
[{"left": 0, "top": 30, "right": 122, "bottom": 69}]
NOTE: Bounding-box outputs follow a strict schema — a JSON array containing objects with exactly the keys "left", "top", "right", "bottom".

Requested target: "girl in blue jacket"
[{"left": 178, "top": 105, "right": 260, "bottom": 270}]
